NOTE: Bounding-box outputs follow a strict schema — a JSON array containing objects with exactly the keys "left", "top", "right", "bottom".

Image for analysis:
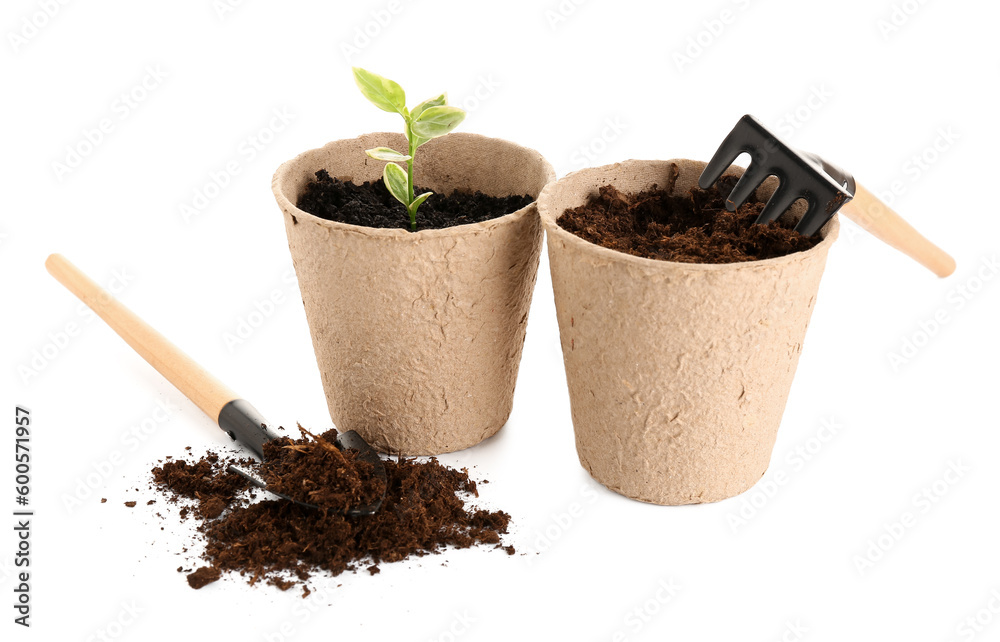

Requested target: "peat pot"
[{"left": 537, "top": 159, "right": 838, "bottom": 505}]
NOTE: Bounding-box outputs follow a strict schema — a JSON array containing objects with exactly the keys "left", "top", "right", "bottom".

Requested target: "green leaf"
[
  {"left": 383, "top": 162, "right": 410, "bottom": 206},
  {"left": 405, "top": 125, "right": 431, "bottom": 150},
  {"left": 352, "top": 67, "right": 406, "bottom": 115},
  {"left": 408, "top": 96, "right": 447, "bottom": 148},
  {"left": 408, "top": 130, "right": 430, "bottom": 149},
  {"left": 411, "top": 191, "right": 433, "bottom": 212},
  {"left": 410, "top": 94, "right": 447, "bottom": 122},
  {"left": 411, "top": 105, "right": 466, "bottom": 139},
  {"left": 365, "top": 147, "right": 411, "bottom": 162}
]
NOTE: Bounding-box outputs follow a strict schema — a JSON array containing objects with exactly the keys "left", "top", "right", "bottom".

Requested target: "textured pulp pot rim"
[
  {"left": 272, "top": 131, "right": 556, "bottom": 240},
  {"left": 536, "top": 160, "right": 840, "bottom": 272}
]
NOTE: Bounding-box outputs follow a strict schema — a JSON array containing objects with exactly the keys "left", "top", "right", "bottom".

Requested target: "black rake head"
[{"left": 698, "top": 114, "right": 856, "bottom": 237}]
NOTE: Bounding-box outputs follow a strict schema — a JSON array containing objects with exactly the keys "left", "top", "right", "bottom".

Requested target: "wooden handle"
[
  {"left": 45, "top": 254, "right": 238, "bottom": 422},
  {"left": 841, "top": 184, "right": 956, "bottom": 278}
]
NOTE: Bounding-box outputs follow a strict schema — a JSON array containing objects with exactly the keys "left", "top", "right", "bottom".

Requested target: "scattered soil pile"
[
  {"left": 148, "top": 429, "right": 512, "bottom": 591},
  {"left": 152, "top": 452, "right": 250, "bottom": 520},
  {"left": 557, "top": 165, "right": 822, "bottom": 263},
  {"left": 186, "top": 566, "right": 221, "bottom": 590},
  {"left": 296, "top": 170, "right": 534, "bottom": 231}
]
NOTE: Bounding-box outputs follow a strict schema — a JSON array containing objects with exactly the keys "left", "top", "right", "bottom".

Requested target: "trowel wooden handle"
[
  {"left": 44, "top": 254, "right": 239, "bottom": 421},
  {"left": 841, "top": 184, "right": 956, "bottom": 278}
]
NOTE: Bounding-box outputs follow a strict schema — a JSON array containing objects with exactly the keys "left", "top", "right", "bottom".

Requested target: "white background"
[{"left": 2, "top": 0, "right": 999, "bottom": 640}]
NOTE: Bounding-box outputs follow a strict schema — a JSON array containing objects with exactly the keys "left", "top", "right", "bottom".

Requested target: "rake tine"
[
  {"left": 698, "top": 126, "right": 750, "bottom": 191},
  {"left": 724, "top": 161, "right": 771, "bottom": 212},
  {"left": 793, "top": 198, "right": 826, "bottom": 236},
  {"left": 756, "top": 181, "right": 801, "bottom": 225}
]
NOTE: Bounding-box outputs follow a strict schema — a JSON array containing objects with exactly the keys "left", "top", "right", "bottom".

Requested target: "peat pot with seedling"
[{"left": 272, "top": 68, "right": 555, "bottom": 456}]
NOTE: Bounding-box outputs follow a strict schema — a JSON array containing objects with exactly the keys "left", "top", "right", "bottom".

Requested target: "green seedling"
[{"left": 352, "top": 67, "right": 466, "bottom": 231}]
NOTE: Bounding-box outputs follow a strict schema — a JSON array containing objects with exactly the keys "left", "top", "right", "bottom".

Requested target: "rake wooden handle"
[
  {"left": 841, "top": 184, "right": 956, "bottom": 278},
  {"left": 44, "top": 253, "right": 239, "bottom": 421}
]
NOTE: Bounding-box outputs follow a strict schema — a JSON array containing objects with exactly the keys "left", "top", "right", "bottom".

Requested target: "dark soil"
[
  {"left": 259, "top": 429, "right": 386, "bottom": 512},
  {"left": 152, "top": 453, "right": 250, "bottom": 520},
  {"left": 296, "top": 170, "right": 534, "bottom": 231},
  {"left": 187, "top": 566, "right": 221, "bottom": 589},
  {"left": 147, "top": 429, "right": 512, "bottom": 591},
  {"left": 557, "top": 164, "right": 822, "bottom": 263}
]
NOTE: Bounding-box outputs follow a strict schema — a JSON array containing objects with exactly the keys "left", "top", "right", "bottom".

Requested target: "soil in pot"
[
  {"left": 296, "top": 170, "right": 535, "bottom": 230},
  {"left": 557, "top": 164, "right": 822, "bottom": 263},
  {"left": 143, "top": 428, "right": 513, "bottom": 591}
]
